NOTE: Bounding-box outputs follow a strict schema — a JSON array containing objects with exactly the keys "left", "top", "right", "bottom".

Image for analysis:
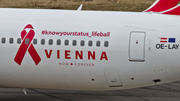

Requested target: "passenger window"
[
  {"left": 17, "top": 38, "right": 21, "bottom": 44},
  {"left": 72, "top": 40, "right": 77, "bottom": 46},
  {"left": 49, "top": 39, "right": 53, "bottom": 45},
  {"left": 9, "top": 38, "right": 14, "bottom": 44},
  {"left": 88, "top": 40, "right": 93, "bottom": 46},
  {"left": 25, "top": 38, "right": 29, "bottom": 44},
  {"left": 57, "top": 39, "right": 61, "bottom": 45},
  {"left": 104, "top": 41, "right": 109, "bottom": 47},
  {"left": 96, "top": 41, "right": 101, "bottom": 47},
  {"left": 2, "top": 38, "right": 6, "bottom": 44},
  {"left": 65, "top": 40, "right": 69, "bottom": 46},
  {"left": 33, "top": 39, "right": 37, "bottom": 45},
  {"left": 80, "top": 40, "right": 85, "bottom": 46},
  {"left": 41, "top": 39, "right": 45, "bottom": 45}
]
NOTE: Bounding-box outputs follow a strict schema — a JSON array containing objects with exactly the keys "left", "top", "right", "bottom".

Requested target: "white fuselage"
[{"left": 0, "top": 8, "right": 180, "bottom": 90}]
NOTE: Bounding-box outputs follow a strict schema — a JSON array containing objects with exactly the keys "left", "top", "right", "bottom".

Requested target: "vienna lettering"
[{"left": 45, "top": 50, "right": 108, "bottom": 60}]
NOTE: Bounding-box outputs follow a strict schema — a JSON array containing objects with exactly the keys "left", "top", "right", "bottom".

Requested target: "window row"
[{"left": 1, "top": 38, "right": 109, "bottom": 47}]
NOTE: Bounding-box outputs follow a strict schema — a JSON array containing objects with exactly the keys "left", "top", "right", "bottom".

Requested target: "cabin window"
[
  {"left": 49, "top": 39, "right": 53, "bottom": 45},
  {"left": 25, "top": 38, "right": 29, "bottom": 44},
  {"left": 33, "top": 39, "right": 37, "bottom": 45},
  {"left": 104, "top": 41, "right": 109, "bottom": 47},
  {"left": 80, "top": 40, "right": 85, "bottom": 46},
  {"left": 57, "top": 39, "right": 61, "bottom": 45},
  {"left": 72, "top": 40, "right": 77, "bottom": 46},
  {"left": 9, "top": 38, "right": 14, "bottom": 44},
  {"left": 88, "top": 40, "right": 93, "bottom": 46},
  {"left": 96, "top": 41, "right": 101, "bottom": 47},
  {"left": 17, "top": 38, "right": 21, "bottom": 44},
  {"left": 2, "top": 38, "right": 6, "bottom": 44},
  {"left": 41, "top": 39, "right": 45, "bottom": 45},
  {"left": 65, "top": 40, "right": 69, "bottom": 46}
]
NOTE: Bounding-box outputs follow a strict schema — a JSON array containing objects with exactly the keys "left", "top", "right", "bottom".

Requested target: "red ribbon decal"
[{"left": 14, "top": 24, "right": 41, "bottom": 65}]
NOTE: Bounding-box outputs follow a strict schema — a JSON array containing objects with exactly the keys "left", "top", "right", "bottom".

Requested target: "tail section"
[
  {"left": 144, "top": 0, "right": 179, "bottom": 12},
  {"left": 161, "top": 4, "right": 180, "bottom": 15}
]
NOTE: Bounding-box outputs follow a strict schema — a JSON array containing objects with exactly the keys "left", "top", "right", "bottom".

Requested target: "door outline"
[
  {"left": 129, "top": 31, "right": 146, "bottom": 62},
  {"left": 104, "top": 69, "right": 123, "bottom": 87}
]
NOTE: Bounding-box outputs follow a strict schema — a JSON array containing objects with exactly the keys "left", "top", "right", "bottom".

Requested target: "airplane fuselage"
[{"left": 0, "top": 8, "right": 180, "bottom": 90}]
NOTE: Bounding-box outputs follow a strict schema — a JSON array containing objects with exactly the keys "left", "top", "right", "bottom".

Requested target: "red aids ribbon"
[{"left": 14, "top": 24, "right": 41, "bottom": 65}]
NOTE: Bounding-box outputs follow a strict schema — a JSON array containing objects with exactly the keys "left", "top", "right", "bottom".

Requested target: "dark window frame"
[
  {"left": 104, "top": 41, "right": 109, "bottom": 47},
  {"left": 80, "top": 40, "right": 85, "bottom": 46},
  {"left": 65, "top": 40, "right": 69, "bottom": 46},
  {"left": 2, "top": 37, "right": 6, "bottom": 44},
  {"left": 41, "top": 39, "right": 45, "bottom": 45},
  {"left": 88, "top": 40, "right": 93, "bottom": 46},
  {"left": 57, "top": 39, "right": 61, "bottom": 45},
  {"left": 72, "top": 40, "right": 77, "bottom": 46},
  {"left": 49, "top": 39, "right": 53, "bottom": 45},
  {"left": 33, "top": 39, "right": 37, "bottom": 45},
  {"left": 96, "top": 41, "right": 101, "bottom": 47},
  {"left": 25, "top": 38, "right": 29, "bottom": 44},
  {"left": 17, "top": 38, "right": 21, "bottom": 44},
  {"left": 9, "top": 38, "right": 14, "bottom": 44}
]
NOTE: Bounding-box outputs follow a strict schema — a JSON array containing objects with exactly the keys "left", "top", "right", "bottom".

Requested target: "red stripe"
[
  {"left": 160, "top": 41, "right": 167, "bottom": 43},
  {"left": 28, "top": 44, "right": 41, "bottom": 65},
  {"left": 160, "top": 38, "right": 167, "bottom": 40},
  {"left": 145, "top": 0, "right": 179, "bottom": 12}
]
